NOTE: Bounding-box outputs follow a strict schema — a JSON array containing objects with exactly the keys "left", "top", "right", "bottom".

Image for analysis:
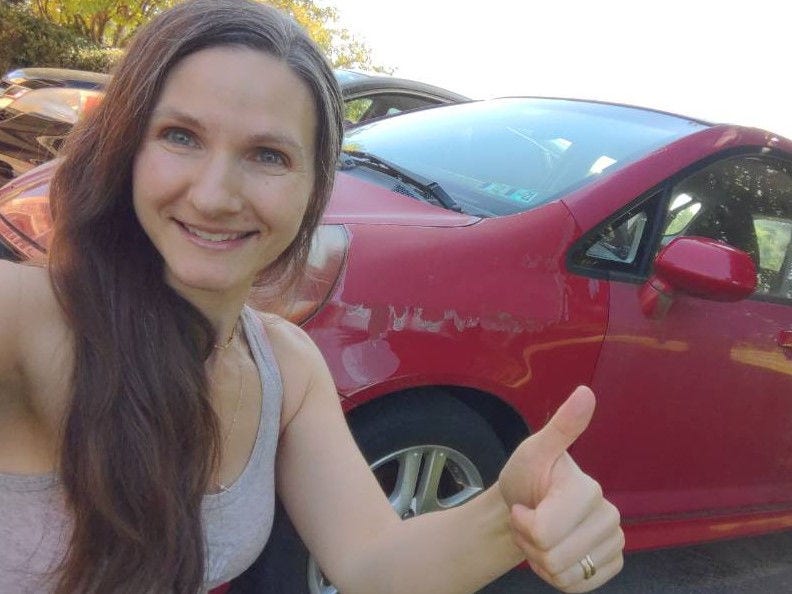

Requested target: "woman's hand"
[{"left": 498, "top": 386, "right": 624, "bottom": 592}]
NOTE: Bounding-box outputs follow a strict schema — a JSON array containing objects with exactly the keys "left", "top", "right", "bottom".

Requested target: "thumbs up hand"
[{"left": 498, "top": 386, "right": 624, "bottom": 592}]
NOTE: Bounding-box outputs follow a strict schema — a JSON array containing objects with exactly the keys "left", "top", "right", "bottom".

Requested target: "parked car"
[
  {"left": 2, "top": 97, "right": 791, "bottom": 594},
  {"left": 334, "top": 69, "right": 468, "bottom": 125},
  {"left": 0, "top": 67, "right": 467, "bottom": 183},
  {"left": 0, "top": 67, "right": 111, "bottom": 109}
]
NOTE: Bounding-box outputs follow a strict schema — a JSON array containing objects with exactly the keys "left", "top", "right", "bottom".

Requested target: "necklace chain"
[
  {"left": 210, "top": 318, "right": 244, "bottom": 492},
  {"left": 217, "top": 359, "right": 244, "bottom": 492},
  {"left": 213, "top": 323, "right": 238, "bottom": 350}
]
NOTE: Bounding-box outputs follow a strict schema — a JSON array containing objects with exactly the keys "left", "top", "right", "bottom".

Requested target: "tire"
[
  {"left": 308, "top": 391, "right": 508, "bottom": 594},
  {"left": 232, "top": 391, "right": 508, "bottom": 594}
]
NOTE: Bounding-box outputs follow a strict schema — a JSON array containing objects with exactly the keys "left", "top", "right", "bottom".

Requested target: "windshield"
[
  {"left": 342, "top": 98, "right": 708, "bottom": 216},
  {"left": 333, "top": 69, "right": 368, "bottom": 85}
]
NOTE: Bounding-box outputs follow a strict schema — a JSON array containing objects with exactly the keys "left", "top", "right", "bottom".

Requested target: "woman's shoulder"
[
  {"left": 0, "top": 260, "right": 71, "bottom": 382},
  {"left": 0, "top": 261, "right": 50, "bottom": 355},
  {"left": 254, "top": 311, "right": 317, "bottom": 353},
  {"left": 0, "top": 258, "right": 57, "bottom": 298},
  {"left": 0, "top": 261, "right": 66, "bottom": 408},
  {"left": 249, "top": 310, "right": 328, "bottom": 430},
  {"left": 0, "top": 259, "right": 65, "bottom": 329},
  {"left": 1, "top": 261, "right": 74, "bottom": 432},
  {"left": 0, "top": 258, "right": 43, "bottom": 294}
]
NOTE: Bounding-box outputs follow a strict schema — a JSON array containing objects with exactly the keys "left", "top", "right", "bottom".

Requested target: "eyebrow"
[
  {"left": 150, "top": 107, "right": 307, "bottom": 154},
  {"left": 150, "top": 107, "right": 205, "bottom": 133}
]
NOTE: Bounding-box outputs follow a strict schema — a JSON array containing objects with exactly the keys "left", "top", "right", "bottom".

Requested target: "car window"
[
  {"left": 755, "top": 216, "right": 792, "bottom": 294},
  {"left": 344, "top": 98, "right": 706, "bottom": 217},
  {"left": 585, "top": 211, "right": 648, "bottom": 265},
  {"left": 570, "top": 195, "right": 660, "bottom": 277},
  {"left": 661, "top": 154, "right": 792, "bottom": 301},
  {"left": 344, "top": 94, "right": 443, "bottom": 127},
  {"left": 344, "top": 98, "right": 373, "bottom": 126}
]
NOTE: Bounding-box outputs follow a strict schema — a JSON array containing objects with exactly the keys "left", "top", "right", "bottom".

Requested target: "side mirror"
[{"left": 640, "top": 236, "right": 757, "bottom": 318}]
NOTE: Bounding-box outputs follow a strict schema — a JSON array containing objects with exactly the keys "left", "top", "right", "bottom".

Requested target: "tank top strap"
[{"left": 241, "top": 305, "right": 283, "bottom": 416}]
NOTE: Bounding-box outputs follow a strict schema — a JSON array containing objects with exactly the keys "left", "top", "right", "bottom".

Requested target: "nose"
[{"left": 187, "top": 153, "right": 243, "bottom": 216}]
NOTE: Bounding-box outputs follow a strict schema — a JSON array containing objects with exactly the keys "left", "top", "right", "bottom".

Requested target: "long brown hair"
[{"left": 47, "top": 1, "right": 343, "bottom": 591}]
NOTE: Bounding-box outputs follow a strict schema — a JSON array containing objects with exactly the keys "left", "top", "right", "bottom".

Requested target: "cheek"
[
  {"left": 131, "top": 146, "right": 157, "bottom": 209},
  {"left": 248, "top": 177, "right": 313, "bottom": 229},
  {"left": 288, "top": 172, "right": 316, "bottom": 228},
  {"left": 285, "top": 189, "right": 314, "bottom": 241},
  {"left": 131, "top": 158, "right": 150, "bottom": 225},
  {"left": 132, "top": 146, "right": 180, "bottom": 216}
]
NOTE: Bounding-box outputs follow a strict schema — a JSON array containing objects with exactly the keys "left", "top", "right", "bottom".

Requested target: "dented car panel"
[{"left": 315, "top": 201, "right": 608, "bottom": 431}]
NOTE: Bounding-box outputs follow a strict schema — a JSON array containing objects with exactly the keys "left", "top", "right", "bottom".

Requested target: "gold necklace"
[
  {"left": 209, "top": 319, "right": 245, "bottom": 492},
  {"left": 217, "top": 359, "right": 244, "bottom": 492},
  {"left": 213, "top": 322, "right": 239, "bottom": 350}
]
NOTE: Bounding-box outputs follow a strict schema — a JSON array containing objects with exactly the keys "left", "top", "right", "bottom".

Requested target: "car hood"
[
  {"left": 323, "top": 171, "right": 479, "bottom": 227},
  {"left": 0, "top": 163, "right": 479, "bottom": 256}
]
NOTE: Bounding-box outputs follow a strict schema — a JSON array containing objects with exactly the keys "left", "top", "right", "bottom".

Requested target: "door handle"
[{"left": 778, "top": 330, "right": 792, "bottom": 349}]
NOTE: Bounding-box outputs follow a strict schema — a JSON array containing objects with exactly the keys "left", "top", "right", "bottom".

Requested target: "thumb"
[{"left": 529, "top": 385, "right": 595, "bottom": 464}]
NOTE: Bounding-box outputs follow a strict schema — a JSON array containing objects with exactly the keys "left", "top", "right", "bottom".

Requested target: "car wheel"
[{"left": 307, "top": 391, "right": 509, "bottom": 594}]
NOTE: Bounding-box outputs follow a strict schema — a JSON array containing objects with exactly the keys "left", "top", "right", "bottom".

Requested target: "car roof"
[
  {"left": 3, "top": 66, "right": 466, "bottom": 102},
  {"left": 335, "top": 69, "right": 469, "bottom": 103},
  {"left": 3, "top": 67, "right": 111, "bottom": 90}
]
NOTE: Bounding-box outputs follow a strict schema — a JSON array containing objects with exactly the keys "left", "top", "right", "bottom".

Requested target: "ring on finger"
[{"left": 579, "top": 554, "right": 596, "bottom": 580}]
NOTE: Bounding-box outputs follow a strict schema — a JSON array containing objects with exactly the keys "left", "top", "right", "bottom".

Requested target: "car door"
[{"left": 573, "top": 152, "right": 792, "bottom": 521}]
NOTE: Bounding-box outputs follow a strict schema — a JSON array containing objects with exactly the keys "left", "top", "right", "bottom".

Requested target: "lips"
[{"left": 177, "top": 220, "right": 257, "bottom": 244}]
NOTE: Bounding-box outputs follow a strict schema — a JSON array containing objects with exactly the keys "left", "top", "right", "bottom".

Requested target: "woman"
[{"left": 0, "top": 1, "right": 623, "bottom": 592}]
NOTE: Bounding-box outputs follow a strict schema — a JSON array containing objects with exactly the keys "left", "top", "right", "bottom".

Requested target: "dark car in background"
[
  {"left": 334, "top": 69, "right": 468, "bottom": 125},
  {"left": 0, "top": 67, "right": 111, "bottom": 109},
  {"left": 3, "top": 97, "right": 791, "bottom": 594},
  {"left": 0, "top": 67, "right": 467, "bottom": 183}
]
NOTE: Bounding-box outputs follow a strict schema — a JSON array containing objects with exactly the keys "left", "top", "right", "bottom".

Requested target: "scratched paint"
[
  {"left": 333, "top": 304, "right": 543, "bottom": 336},
  {"left": 340, "top": 338, "right": 400, "bottom": 387}
]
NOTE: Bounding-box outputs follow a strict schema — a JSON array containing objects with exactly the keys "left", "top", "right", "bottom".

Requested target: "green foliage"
[
  {"left": 268, "top": 0, "right": 391, "bottom": 73},
  {"left": 28, "top": 0, "right": 179, "bottom": 47},
  {"left": 1, "top": 0, "right": 387, "bottom": 76},
  {"left": 755, "top": 218, "right": 791, "bottom": 272},
  {"left": 0, "top": 2, "right": 120, "bottom": 73},
  {"left": 343, "top": 97, "right": 371, "bottom": 125}
]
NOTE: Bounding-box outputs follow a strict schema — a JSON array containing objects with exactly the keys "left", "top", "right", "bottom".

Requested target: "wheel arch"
[{"left": 345, "top": 384, "right": 530, "bottom": 455}]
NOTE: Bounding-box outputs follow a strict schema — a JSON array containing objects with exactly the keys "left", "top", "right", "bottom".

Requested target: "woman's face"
[{"left": 133, "top": 45, "right": 317, "bottom": 302}]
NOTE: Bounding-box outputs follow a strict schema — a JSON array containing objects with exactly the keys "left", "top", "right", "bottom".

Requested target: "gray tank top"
[{"left": 0, "top": 306, "right": 283, "bottom": 592}]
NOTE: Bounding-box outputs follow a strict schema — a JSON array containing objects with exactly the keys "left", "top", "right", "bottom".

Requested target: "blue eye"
[
  {"left": 253, "top": 149, "right": 287, "bottom": 166},
  {"left": 163, "top": 128, "right": 197, "bottom": 147}
]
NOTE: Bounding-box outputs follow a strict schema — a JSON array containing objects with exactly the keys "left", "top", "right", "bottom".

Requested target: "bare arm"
[
  {"left": 0, "top": 260, "right": 25, "bottom": 397},
  {"left": 0, "top": 260, "right": 72, "bottom": 472},
  {"left": 272, "top": 320, "right": 622, "bottom": 594}
]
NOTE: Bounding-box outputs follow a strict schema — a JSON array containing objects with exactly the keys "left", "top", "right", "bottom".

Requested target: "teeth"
[{"left": 184, "top": 224, "right": 246, "bottom": 242}]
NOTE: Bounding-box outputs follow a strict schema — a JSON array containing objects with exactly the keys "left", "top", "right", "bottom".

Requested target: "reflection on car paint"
[{"left": 730, "top": 345, "right": 792, "bottom": 375}]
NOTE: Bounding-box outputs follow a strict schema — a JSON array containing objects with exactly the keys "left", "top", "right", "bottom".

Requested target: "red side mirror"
[{"left": 640, "top": 236, "right": 757, "bottom": 318}]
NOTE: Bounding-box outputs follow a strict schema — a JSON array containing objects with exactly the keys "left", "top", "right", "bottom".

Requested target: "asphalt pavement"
[{"left": 480, "top": 530, "right": 792, "bottom": 593}]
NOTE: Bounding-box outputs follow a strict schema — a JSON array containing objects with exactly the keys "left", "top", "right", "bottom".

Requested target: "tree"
[
  {"left": 269, "top": 0, "right": 389, "bottom": 72},
  {"left": 27, "top": 0, "right": 178, "bottom": 47},
  {"left": 21, "top": 0, "right": 389, "bottom": 72},
  {"left": 1, "top": 1, "right": 118, "bottom": 72}
]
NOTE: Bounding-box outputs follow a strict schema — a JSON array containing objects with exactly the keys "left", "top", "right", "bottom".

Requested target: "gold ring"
[{"left": 579, "top": 554, "right": 596, "bottom": 580}]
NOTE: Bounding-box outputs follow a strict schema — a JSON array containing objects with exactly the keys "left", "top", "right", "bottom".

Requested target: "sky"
[{"left": 328, "top": 0, "right": 791, "bottom": 139}]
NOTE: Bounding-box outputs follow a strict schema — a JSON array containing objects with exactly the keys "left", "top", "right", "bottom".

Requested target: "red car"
[{"left": 2, "top": 97, "right": 791, "bottom": 593}]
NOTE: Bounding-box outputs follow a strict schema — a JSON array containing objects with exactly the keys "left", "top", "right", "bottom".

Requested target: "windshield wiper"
[{"left": 339, "top": 149, "right": 462, "bottom": 212}]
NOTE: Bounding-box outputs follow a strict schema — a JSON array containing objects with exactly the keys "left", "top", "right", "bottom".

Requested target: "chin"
[{"left": 165, "top": 265, "right": 254, "bottom": 298}]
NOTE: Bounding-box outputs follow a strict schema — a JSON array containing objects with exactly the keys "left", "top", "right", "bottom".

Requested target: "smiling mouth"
[{"left": 179, "top": 222, "right": 256, "bottom": 243}]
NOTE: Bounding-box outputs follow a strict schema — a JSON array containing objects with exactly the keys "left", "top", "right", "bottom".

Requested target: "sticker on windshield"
[{"left": 479, "top": 182, "right": 539, "bottom": 204}]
